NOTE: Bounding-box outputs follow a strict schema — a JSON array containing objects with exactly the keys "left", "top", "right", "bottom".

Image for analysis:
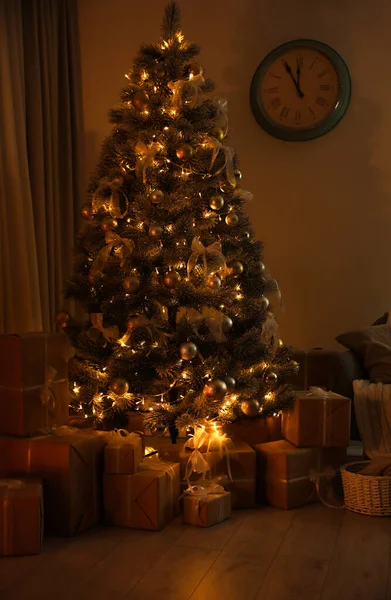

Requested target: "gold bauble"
[
  {"left": 100, "top": 217, "right": 118, "bottom": 232},
  {"left": 209, "top": 195, "right": 224, "bottom": 211},
  {"left": 219, "top": 179, "right": 236, "bottom": 193},
  {"left": 255, "top": 261, "right": 266, "bottom": 274},
  {"left": 260, "top": 296, "right": 270, "bottom": 309},
  {"left": 150, "top": 424, "right": 166, "bottom": 437},
  {"left": 176, "top": 143, "right": 194, "bottom": 161},
  {"left": 225, "top": 212, "right": 239, "bottom": 227},
  {"left": 228, "top": 261, "right": 244, "bottom": 277},
  {"left": 80, "top": 202, "right": 93, "bottom": 219},
  {"left": 206, "top": 274, "right": 221, "bottom": 290},
  {"left": 132, "top": 90, "right": 150, "bottom": 111},
  {"left": 211, "top": 126, "right": 224, "bottom": 141},
  {"left": 149, "top": 224, "right": 163, "bottom": 239},
  {"left": 241, "top": 399, "right": 260, "bottom": 417},
  {"left": 123, "top": 275, "right": 140, "bottom": 293},
  {"left": 54, "top": 310, "right": 71, "bottom": 328},
  {"left": 188, "top": 61, "right": 203, "bottom": 77},
  {"left": 180, "top": 342, "right": 198, "bottom": 360},
  {"left": 163, "top": 271, "right": 180, "bottom": 289},
  {"left": 265, "top": 372, "right": 278, "bottom": 385},
  {"left": 110, "top": 377, "right": 129, "bottom": 396},
  {"left": 149, "top": 190, "right": 165, "bottom": 204},
  {"left": 203, "top": 378, "right": 227, "bottom": 399},
  {"left": 234, "top": 169, "right": 243, "bottom": 180},
  {"left": 221, "top": 315, "right": 233, "bottom": 333},
  {"left": 223, "top": 376, "right": 236, "bottom": 391}
]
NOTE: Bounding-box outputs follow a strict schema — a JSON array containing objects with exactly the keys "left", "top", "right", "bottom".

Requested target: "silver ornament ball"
[
  {"left": 225, "top": 212, "right": 239, "bottom": 227},
  {"left": 207, "top": 274, "right": 221, "bottom": 290},
  {"left": 241, "top": 399, "right": 260, "bottom": 417},
  {"left": 149, "top": 190, "right": 164, "bottom": 204},
  {"left": 149, "top": 224, "right": 163, "bottom": 239},
  {"left": 150, "top": 424, "right": 166, "bottom": 437},
  {"left": 180, "top": 342, "right": 198, "bottom": 361},
  {"left": 260, "top": 296, "right": 270, "bottom": 309},
  {"left": 229, "top": 261, "right": 244, "bottom": 277},
  {"left": 163, "top": 271, "right": 180, "bottom": 289},
  {"left": 110, "top": 377, "right": 129, "bottom": 396},
  {"left": 209, "top": 195, "right": 225, "bottom": 211},
  {"left": 123, "top": 275, "right": 140, "bottom": 293},
  {"left": 221, "top": 315, "right": 233, "bottom": 333},
  {"left": 265, "top": 372, "right": 278, "bottom": 385},
  {"left": 223, "top": 376, "right": 236, "bottom": 392},
  {"left": 203, "top": 378, "right": 227, "bottom": 400}
]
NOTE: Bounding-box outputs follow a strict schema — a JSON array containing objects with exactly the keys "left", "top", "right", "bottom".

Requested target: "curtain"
[{"left": 0, "top": 0, "right": 84, "bottom": 333}]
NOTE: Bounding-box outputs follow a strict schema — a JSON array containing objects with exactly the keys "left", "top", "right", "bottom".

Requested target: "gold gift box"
[
  {"left": 183, "top": 490, "right": 231, "bottom": 527},
  {"left": 104, "top": 434, "right": 143, "bottom": 474}
]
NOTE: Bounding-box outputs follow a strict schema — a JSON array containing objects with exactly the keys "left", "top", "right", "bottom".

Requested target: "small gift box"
[
  {"left": 222, "top": 416, "right": 282, "bottom": 445},
  {"left": 0, "top": 332, "right": 69, "bottom": 436},
  {"left": 0, "top": 427, "right": 108, "bottom": 536},
  {"left": 104, "top": 459, "right": 180, "bottom": 531},
  {"left": 0, "top": 478, "right": 43, "bottom": 556},
  {"left": 183, "top": 484, "right": 231, "bottom": 527},
  {"left": 254, "top": 439, "right": 347, "bottom": 510},
  {"left": 104, "top": 431, "right": 143, "bottom": 474},
  {"left": 282, "top": 387, "right": 351, "bottom": 447}
]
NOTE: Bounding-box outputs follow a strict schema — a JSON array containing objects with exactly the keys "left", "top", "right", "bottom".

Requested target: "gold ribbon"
[
  {"left": 208, "top": 139, "right": 236, "bottom": 188},
  {"left": 92, "top": 176, "right": 128, "bottom": 218},
  {"left": 106, "top": 430, "right": 143, "bottom": 473},
  {"left": 135, "top": 142, "right": 161, "bottom": 183},
  {"left": 168, "top": 74, "right": 205, "bottom": 111},
  {"left": 185, "top": 307, "right": 227, "bottom": 343},
  {"left": 89, "top": 313, "right": 120, "bottom": 343},
  {"left": 139, "top": 456, "right": 179, "bottom": 521},
  {"left": 308, "top": 387, "right": 334, "bottom": 446},
  {"left": 187, "top": 237, "right": 226, "bottom": 277},
  {"left": 214, "top": 97, "right": 229, "bottom": 136},
  {"left": 119, "top": 314, "right": 170, "bottom": 347},
  {"left": 184, "top": 426, "right": 212, "bottom": 481},
  {"left": 90, "top": 231, "right": 135, "bottom": 278}
]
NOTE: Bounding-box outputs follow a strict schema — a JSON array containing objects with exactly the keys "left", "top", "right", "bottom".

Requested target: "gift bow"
[
  {"left": 184, "top": 482, "right": 225, "bottom": 498},
  {"left": 308, "top": 387, "right": 330, "bottom": 398},
  {"left": 90, "top": 231, "right": 135, "bottom": 278},
  {"left": 185, "top": 307, "right": 227, "bottom": 343},
  {"left": 184, "top": 426, "right": 212, "bottom": 480},
  {"left": 187, "top": 237, "right": 226, "bottom": 277},
  {"left": 90, "top": 313, "right": 120, "bottom": 342},
  {"left": 119, "top": 314, "right": 171, "bottom": 347},
  {"left": 106, "top": 429, "right": 142, "bottom": 445},
  {"left": 135, "top": 141, "right": 161, "bottom": 183},
  {"left": 208, "top": 138, "right": 236, "bottom": 188},
  {"left": 168, "top": 74, "right": 205, "bottom": 111},
  {"left": 214, "top": 97, "right": 229, "bottom": 136},
  {"left": 92, "top": 176, "right": 128, "bottom": 219}
]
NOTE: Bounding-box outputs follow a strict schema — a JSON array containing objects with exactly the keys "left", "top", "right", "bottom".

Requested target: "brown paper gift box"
[
  {"left": 222, "top": 416, "right": 282, "bottom": 445},
  {"left": 104, "top": 462, "right": 180, "bottom": 530},
  {"left": 0, "top": 430, "right": 108, "bottom": 536},
  {"left": 0, "top": 478, "right": 43, "bottom": 556},
  {"left": 254, "top": 439, "right": 347, "bottom": 510},
  {"left": 0, "top": 332, "right": 69, "bottom": 436},
  {"left": 183, "top": 490, "right": 231, "bottom": 527},
  {"left": 104, "top": 434, "right": 143, "bottom": 474},
  {"left": 282, "top": 390, "right": 351, "bottom": 448}
]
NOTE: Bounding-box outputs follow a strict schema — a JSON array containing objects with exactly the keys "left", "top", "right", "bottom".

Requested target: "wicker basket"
[{"left": 341, "top": 461, "right": 391, "bottom": 516}]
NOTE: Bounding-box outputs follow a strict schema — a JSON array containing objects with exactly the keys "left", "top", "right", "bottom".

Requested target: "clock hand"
[{"left": 282, "top": 59, "right": 304, "bottom": 98}]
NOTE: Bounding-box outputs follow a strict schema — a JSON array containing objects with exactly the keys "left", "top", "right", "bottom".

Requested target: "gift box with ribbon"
[
  {"left": 254, "top": 439, "right": 347, "bottom": 510},
  {"left": 282, "top": 387, "right": 351, "bottom": 448},
  {"left": 0, "top": 427, "right": 108, "bottom": 536},
  {"left": 183, "top": 483, "right": 231, "bottom": 527},
  {"left": 0, "top": 478, "right": 43, "bottom": 556},
  {"left": 104, "top": 430, "right": 143, "bottom": 474},
  {"left": 0, "top": 332, "right": 69, "bottom": 436},
  {"left": 104, "top": 458, "right": 180, "bottom": 530},
  {"left": 222, "top": 416, "right": 282, "bottom": 445}
]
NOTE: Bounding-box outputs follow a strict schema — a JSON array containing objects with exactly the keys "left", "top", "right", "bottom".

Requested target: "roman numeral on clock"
[
  {"left": 270, "top": 97, "right": 281, "bottom": 109},
  {"left": 317, "top": 69, "right": 330, "bottom": 78},
  {"left": 266, "top": 87, "right": 279, "bottom": 93},
  {"left": 295, "top": 109, "right": 301, "bottom": 123},
  {"left": 280, "top": 106, "right": 289, "bottom": 119},
  {"left": 319, "top": 84, "right": 332, "bottom": 91},
  {"left": 315, "top": 96, "right": 327, "bottom": 106}
]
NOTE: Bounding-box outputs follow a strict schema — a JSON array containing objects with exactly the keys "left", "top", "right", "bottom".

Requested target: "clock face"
[{"left": 250, "top": 40, "right": 351, "bottom": 141}]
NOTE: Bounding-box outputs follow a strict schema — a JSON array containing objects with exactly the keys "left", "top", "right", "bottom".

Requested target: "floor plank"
[{"left": 175, "top": 511, "right": 245, "bottom": 550}]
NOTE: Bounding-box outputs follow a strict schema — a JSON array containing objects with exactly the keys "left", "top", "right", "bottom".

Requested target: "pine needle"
[{"left": 161, "top": 1, "right": 181, "bottom": 38}]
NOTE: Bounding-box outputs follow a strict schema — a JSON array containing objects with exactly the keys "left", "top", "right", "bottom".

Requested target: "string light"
[{"left": 73, "top": 383, "right": 80, "bottom": 395}]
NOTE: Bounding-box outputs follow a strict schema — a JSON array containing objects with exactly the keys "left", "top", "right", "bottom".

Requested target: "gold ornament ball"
[
  {"left": 209, "top": 195, "right": 224, "bottom": 210},
  {"left": 234, "top": 169, "right": 243, "bottom": 180},
  {"left": 150, "top": 424, "right": 166, "bottom": 437},
  {"left": 255, "top": 261, "right": 266, "bottom": 274},
  {"left": 221, "top": 315, "right": 233, "bottom": 333},
  {"left": 241, "top": 399, "right": 260, "bottom": 417},
  {"left": 265, "top": 372, "right": 278, "bottom": 385},
  {"left": 188, "top": 61, "right": 203, "bottom": 77},
  {"left": 176, "top": 143, "right": 194, "bottom": 161},
  {"left": 54, "top": 310, "right": 71, "bottom": 328},
  {"left": 163, "top": 270, "right": 180, "bottom": 289},
  {"left": 80, "top": 202, "right": 93, "bottom": 220},
  {"left": 100, "top": 217, "right": 118, "bottom": 232},
  {"left": 110, "top": 377, "right": 129, "bottom": 396},
  {"left": 229, "top": 261, "right": 244, "bottom": 277},
  {"left": 180, "top": 342, "right": 198, "bottom": 361},
  {"left": 260, "top": 296, "right": 270, "bottom": 309},
  {"left": 225, "top": 212, "right": 239, "bottom": 227},
  {"left": 207, "top": 274, "right": 221, "bottom": 290},
  {"left": 132, "top": 90, "right": 150, "bottom": 111},
  {"left": 219, "top": 179, "right": 236, "bottom": 193},
  {"left": 149, "top": 224, "right": 163, "bottom": 239},
  {"left": 211, "top": 126, "right": 224, "bottom": 141},
  {"left": 123, "top": 275, "right": 140, "bottom": 293},
  {"left": 223, "top": 376, "right": 236, "bottom": 391},
  {"left": 149, "top": 189, "right": 165, "bottom": 204},
  {"left": 203, "top": 378, "right": 227, "bottom": 400}
]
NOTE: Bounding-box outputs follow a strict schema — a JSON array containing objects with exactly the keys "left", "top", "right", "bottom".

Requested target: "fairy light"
[
  {"left": 236, "top": 292, "right": 244, "bottom": 300},
  {"left": 73, "top": 383, "right": 80, "bottom": 395},
  {"left": 176, "top": 31, "right": 184, "bottom": 43},
  {"left": 141, "top": 70, "right": 148, "bottom": 80},
  {"left": 137, "top": 222, "right": 144, "bottom": 230},
  {"left": 166, "top": 224, "right": 173, "bottom": 232},
  {"left": 153, "top": 86, "right": 157, "bottom": 93},
  {"left": 265, "top": 392, "right": 274, "bottom": 401}
]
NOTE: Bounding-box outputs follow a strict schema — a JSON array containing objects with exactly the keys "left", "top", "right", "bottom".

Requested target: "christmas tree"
[{"left": 60, "top": 2, "right": 298, "bottom": 442}]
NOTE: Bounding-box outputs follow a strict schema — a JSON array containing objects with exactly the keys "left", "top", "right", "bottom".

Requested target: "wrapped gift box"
[
  {"left": 0, "top": 332, "right": 69, "bottom": 436},
  {"left": 0, "top": 429, "right": 108, "bottom": 536},
  {"left": 183, "top": 488, "right": 231, "bottom": 527},
  {"left": 282, "top": 389, "right": 351, "bottom": 447},
  {"left": 254, "top": 439, "right": 347, "bottom": 510},
  {"left": 222, "top": 416, "right": 282, "bottom": 445},
  {"left": 104, "top": 433, "right": 143, "bottom": 475},
  {"left": 104, "top": 460, "right": 180, "bottom": 531},
  {"left": 0, "top": 478, "right": 43, "bottom": 556}
]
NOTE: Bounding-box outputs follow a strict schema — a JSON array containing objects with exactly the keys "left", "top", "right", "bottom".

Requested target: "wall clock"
[{"left": 250, "top": 39, "right": 351, "bottom": 142}]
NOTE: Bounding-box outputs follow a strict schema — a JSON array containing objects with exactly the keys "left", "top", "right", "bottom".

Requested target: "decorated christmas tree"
[{"left": 60, "top": 1, "right": 298, "bottom": 442}]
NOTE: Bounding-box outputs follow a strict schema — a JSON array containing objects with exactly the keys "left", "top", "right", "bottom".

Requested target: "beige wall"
[{"left": 78, "top": 0, "right": 391, "bottom": 350}]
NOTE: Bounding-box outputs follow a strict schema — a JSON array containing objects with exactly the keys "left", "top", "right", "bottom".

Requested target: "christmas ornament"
[
  {"left": 188, "top": 61, "right": 203, "bottom": 77},
  {"left": 54, "top": 310, "right": 71, "bottom": 328},
  {"left": 149, "top": 224, "right": 163, "bottom": 239},
  {"left": 180, "top": 342, "right": 198, "bottom": 360},
  {"left": 176, "top": 143, "right": 194, "bottom": 161},
  {"left": 229, "top": 261, "right": 244, "bottom": 277},
  {"left": 123, "top": 275, "right": 140, "bottom": 292},
  {"left": 80, "top": 202, "right": 93, "bottom": 219},
  {"left": 223, "top": 376, "right": 236, "bottom": 391},
  {"left": 163, "top": 270, "right": 180, "bottom": 289},
  {"left": 209, "top": 195, "right": 224, "bottom": 210},
  {"left": 241, "top": 399, "right": 260, "bottom": 417},
  {"left": 255, "top": 261, "right": 266, "bottom": 274},
  {"left": 206, "top": 274, "right": 221, "bottom": 290},
  {"left": 234, "top": 169, "right": 243, "bottom": 180},
  {"left": 243, "top": 231, "right": 251, "bottom": 239},
  {"left": 203, "top": 378, "right": 227, "bottom": 399},
  {"left": 211, "top": 126, "right": 224, "bottom": 141},
  {"left": 150, "top": 424, "right": 167, "bottom": 436},
  {"left": 265, "top": 372, "right": 278, "bottom": 385},
  {"left": 126, "top": 317, "right": 138, "bottom": 330},
  {"left": 151, "top": 62, "right": 165, "bottom": 77},
  {"left": 221, "top": 315, "right": 233, "bottom": 333},
  {"left": 110, "top": 377, "right": 129, "bottom": 396},
  {"left": 100, "top": 217, "right": 118, "bottom": 232},
  {"left": 219, "top": 178, "right": 236, "bottom": 193},
  {"left": 132, "top": 90, "right": 150, "bottom": 111},
  {"left": 260, "top": 296, "right": 270, "bottom": 309},
  {"left": 149, "top": 189, "right": 164, "bottom": 204},
  {"left": 225, "top": 212, "right": 239, "bottom": 227}
]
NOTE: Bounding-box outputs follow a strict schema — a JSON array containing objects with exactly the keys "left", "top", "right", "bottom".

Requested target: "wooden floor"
[{"left": 1, "top": 503, "right": 390, "bottom": 600}]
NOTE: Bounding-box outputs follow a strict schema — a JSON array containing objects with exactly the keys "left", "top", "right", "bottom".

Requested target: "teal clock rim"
[{"left": 250, "top": 39, "right": 351, "bottom": 142}]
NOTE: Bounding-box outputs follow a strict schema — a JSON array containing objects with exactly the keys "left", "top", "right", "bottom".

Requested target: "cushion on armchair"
[{"left": 336, "top": 324, "right": 391, "bottom": 384}]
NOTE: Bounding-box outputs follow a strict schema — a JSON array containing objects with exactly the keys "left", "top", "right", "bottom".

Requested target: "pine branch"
[{"left": 161, "top": 1, "right": 181, "bottom": 38}]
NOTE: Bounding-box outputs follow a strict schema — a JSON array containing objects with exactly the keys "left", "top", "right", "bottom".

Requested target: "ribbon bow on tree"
[
  {"left": 185, "top": 307, "right": 227, "bottom": 343},
  {"left": 135, "top": 141, "right": 161, "bottom": 183},
  {"left": 187, "top": 237, "right": 226, "bottom": 277},
  {"left": 168, "top": 74, "right": 205, "bottom": 111},
  {"left": 90, "top": 231, "right": 135, "bottom": 279},
  {"left": 119, "top": 314, "right": 171, "bottom": 348},
  {"left": 214, "top": 97, "right": 229, "bottom": 137},
  {"left": 208, "top": 139, "right": 236, "bottom": 188},
  {"left": 89, "top": 313, "right": 120, "bottom": 342},
  {"left": 92, "top": 176, "right": 128, "bottom": 218}
]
